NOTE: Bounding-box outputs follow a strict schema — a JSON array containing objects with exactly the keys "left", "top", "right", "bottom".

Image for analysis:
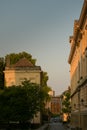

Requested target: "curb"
[{"left": 35, "top": 124, "right": 48, "bottom": 130}]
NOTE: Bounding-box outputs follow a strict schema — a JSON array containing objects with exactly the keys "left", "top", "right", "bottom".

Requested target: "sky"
[{"left": 0, "top": 0, "right": 84, "bottom": 95}]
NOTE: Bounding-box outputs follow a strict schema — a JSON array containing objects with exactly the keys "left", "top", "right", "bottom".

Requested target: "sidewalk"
[
  {"left": 35, "top": 123, "right": 48, "bottom": 130},
  {"left": 63, "top": 123, "right": 71, "bottom": 130}
]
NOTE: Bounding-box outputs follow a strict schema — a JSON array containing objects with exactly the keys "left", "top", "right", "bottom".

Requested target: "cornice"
[
  {"left": 79, "top": 0, "right": 87, "bottom": 28},
  {"left": 68, "top": 0, "right": 87, "bottom": 64},
  {"left": 68, "top": 41, "right": 76, "bottom": 64}
]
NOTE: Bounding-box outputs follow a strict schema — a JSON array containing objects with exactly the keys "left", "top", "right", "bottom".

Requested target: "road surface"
[{"left": 47, "top": 122, "right": 66, "bottom": 130}]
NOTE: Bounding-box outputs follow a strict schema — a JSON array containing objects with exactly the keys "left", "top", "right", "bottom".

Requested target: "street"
[{"left": 47, "top": 122, "right": 66, "bottom": 130}]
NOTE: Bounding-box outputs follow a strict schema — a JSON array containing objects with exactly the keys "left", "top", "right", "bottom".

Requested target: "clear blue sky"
[{"left": 0, "top": 0, "right": 83, "bottom": 95}]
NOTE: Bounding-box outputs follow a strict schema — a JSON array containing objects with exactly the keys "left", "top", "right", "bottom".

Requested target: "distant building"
[
  {"left": 68, "top": 0, "right": 87, "bottom": 129},
  {"left": 4, "top": 57, "right": 42, "bottom": 124},
  {"left": 48, "top": 90, "right": 55, "bottom": 97},
  {"left": 45, "top": 91, "right": 61, "bottom": 119},
  {"left": 51, "top": 96, "right": 61, "bottom": 115},
  {"left": 45, "top": 90, "right": 55, "bottom": 111}
]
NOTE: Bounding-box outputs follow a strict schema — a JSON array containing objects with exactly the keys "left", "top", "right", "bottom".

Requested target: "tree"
[
  {"left": 62, "top": 90, "right": 71, "bottom": 122},
  {"left": 21, "top": 80, "right": 41, "bottom": 115},
  {"left": 41, "top": 71, "right": 51, "bottom": 102},
  {"left": 0, "top": 86, "right": 30, "bottom": 122},
  {"left": 5, "top": 51, "right": 36, "bottom": 65},
  {"left": 0, "top": 80, "right": 43, "bottom": 123},
  {"left": 39, "top": 72, "right": 51, "bottom": 122},
  {"left": 0, "top": 58, "right": 5, "bottom": 89}
]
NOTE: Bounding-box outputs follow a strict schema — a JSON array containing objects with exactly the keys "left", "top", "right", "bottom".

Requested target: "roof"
[
  {"left": 13, "top": 57, "right": 34, "bottom": 67},
  {"left": 5, "top": 57, "right": 41, "bottom": 71}
]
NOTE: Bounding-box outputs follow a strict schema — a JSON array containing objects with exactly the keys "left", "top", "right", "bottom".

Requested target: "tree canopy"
[
  {"left": 0, "top": 58, "right": 5, "bottom": 89},
  {"left": 62, "top": 90, "right": 71, "bottom": 122},
  {"left": 0, "top": 52, "right": 51, "bottom": 123},
  {"left": 5, "top": 51, "right": 36, "bottom": 65},
  {"left": 62, "top": 91, "right": 71, "bottom": 113},
  {"left": 0, "top": 80, "right": 49, "bottom": 123}
]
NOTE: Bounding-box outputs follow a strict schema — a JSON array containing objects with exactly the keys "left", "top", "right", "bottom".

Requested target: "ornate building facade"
[{"left": 68, "top": 0, "right": 87, "bottom": 130}]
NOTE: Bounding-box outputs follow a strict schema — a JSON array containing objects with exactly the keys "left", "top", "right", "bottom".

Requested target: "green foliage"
[
  {"left": 41, "top": 71, "right": 51, "bottom": 102},
  {"left": 5, "top": 51, "right": 36, "bottom": 65},
  {"left": 21, "top": 80, "right": 41, "bottom": 113},
  {"left": 0, "top": 86, "right": 28, "bottom": 122},
  {"left": 0, "top": 58, "right": 5, "bottom": 89},
  {"left": 5, "top": 52, "right": 51, "bottom": 101},
  {"left": 0, "top": 52, "right": 51, "bottom": 123},
  {"left": 0, "top": 80, "right": 44, "bottom": 123},
  {"left": 41, "top": 72, "right": 49, "bottom": 87},
  {"left": 0, "top": 79, "right": 51, "bottom": 123},
  {"left": 62, "top": 91, "right": 71, "bottom": 114}
]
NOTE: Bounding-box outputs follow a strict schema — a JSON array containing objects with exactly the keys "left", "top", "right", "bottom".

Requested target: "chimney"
[{"left": 6, "top": 56, "right": 10, "bottom": 67}]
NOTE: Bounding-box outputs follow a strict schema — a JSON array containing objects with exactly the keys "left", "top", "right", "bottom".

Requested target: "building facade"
[
  {"left": 4, "top": 57, "right": 42, "bottom": 87},
  {"left": 45, "top": 90, "right": 55, "bottom": 111},
  {"left": 4, "top": 57, "right": 42, "bottom": 124},
  {"left": 51, "top": 96, "right": 61, "bottom": 115},
  {"left": 68, "top": 0, "right": 87, "bottom": 130}
]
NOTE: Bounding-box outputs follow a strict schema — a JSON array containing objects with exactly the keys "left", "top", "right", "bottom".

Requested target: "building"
[
  {"left": 68, "top": 0, "right": 87, "bottom": 129},
  {"left": 51, "top": 96, "right": 61, "bottom": 115},
  {"left": 4, "top": 57, "right": 42, "bottom": 124},
  {"left": 45, "top": 90, "right": 55, "bottom": 111},
  {"left": 4, "top": 57, "right": 42, "bottom": 87},
  {"left": 44, "top": 92, "right": 61, "bottom": 120},
  {"left": 43, "top": 90, "right": 55, "bottom": 121}
]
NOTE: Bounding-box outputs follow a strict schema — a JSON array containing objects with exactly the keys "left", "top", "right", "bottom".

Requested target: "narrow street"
[{"left": 47, "top": 122, "right": 66, "bottom": 130}]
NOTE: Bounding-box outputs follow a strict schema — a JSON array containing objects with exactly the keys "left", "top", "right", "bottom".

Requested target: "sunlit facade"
[
  {"left": 4, "top": 57, "right": 42, "bottom": 87},
  {"left": 68, "top": 0, "right": 87, "bottom": 129},
  {"left": 45, "top": 90, "right": 55, "bottom": 111}
]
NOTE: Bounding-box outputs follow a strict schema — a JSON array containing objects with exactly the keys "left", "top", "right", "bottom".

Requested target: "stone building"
[
  {"left": 4, "top": 57, "right": 42, "bottom": 124},
  {"left": 51, "top": 96, "right": 61, "bottom": 115},
  {"left": 4, "top": 57, "right": 42, "bottom": 87},
  {"left": 45, "top": 90, "right": 55, "bottom": 111},
  {"left": 68, "top": 0, "right": 87, "bottom": 129}
]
